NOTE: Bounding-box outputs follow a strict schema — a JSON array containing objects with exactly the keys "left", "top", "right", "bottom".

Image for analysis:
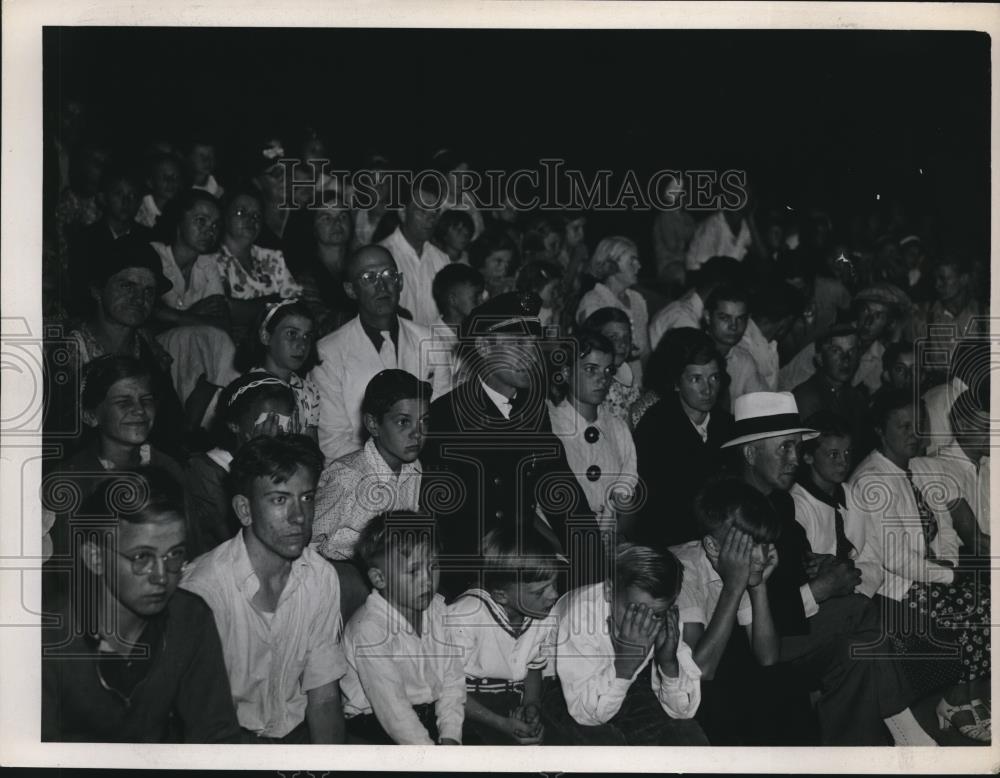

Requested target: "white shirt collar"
[{"left": 479, "top": 378, "right": 515, "bottom": 420}]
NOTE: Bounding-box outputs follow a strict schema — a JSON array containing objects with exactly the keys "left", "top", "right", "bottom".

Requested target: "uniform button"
[
  {"left": 495, "top": 510, "right": 504, "bottom": 521},
  {"left": 493, "top": 476, "right": 502, "bottom": 487}
]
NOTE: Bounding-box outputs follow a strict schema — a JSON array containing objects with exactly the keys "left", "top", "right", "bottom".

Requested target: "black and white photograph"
[{"left": 2, "top": 1, "right": 997, "bottom": 773}]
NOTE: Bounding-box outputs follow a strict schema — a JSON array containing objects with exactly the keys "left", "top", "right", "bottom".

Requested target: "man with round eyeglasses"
[{"left": 42, "top": 468, "right": 240, "bottom": 743}]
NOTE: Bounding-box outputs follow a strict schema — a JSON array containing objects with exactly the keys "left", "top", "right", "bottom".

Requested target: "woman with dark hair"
[
  {"left": 432, "top": 209, "right": 475, "bottom": 264},
  {"left": 469, "top": 227, "right": 518, "bottom": 300},
  {"left": 631, "top": 327, "right": 733, "bottom": 549},
  {"left": 46, "top": 356, "right": 188, "bottom": 569},
  {"left": 580, "top": 307, "right": 641, "bottom": 425},
  {"left": 547, "top": 330, "right": 637, "bottom": 535}
]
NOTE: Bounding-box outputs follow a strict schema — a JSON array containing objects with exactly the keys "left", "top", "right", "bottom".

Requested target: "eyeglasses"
[
  {"left": 233, "top": 208, "right": 263, "bottom": 223},
  {"left": 356, "top": 269, "right": 403, "bottom": 288},
  {"left": 115, "top": 548, "right": 187, "bottom": 576}
]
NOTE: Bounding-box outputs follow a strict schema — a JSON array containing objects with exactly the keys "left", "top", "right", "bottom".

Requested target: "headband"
[
  {"left": 259, "top": 298, "right": 300, "bottom": 341},
  {"left": 228, "top": 375, "right": 288, "bottom": 408}
]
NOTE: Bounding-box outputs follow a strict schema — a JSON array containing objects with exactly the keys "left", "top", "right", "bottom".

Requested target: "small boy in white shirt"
[
  {"left": 341, "top": 511, "right": 466, "bottom": 744},
  {"left": 446, "top": 525, "right": 562, "bottom": 744},
  {"left": 542, "top": 543, "right": 708, "bottom": 745}
]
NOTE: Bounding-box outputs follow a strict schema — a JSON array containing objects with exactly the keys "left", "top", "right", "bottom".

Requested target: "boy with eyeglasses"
[
  {"left": 42, "top": 468, "right": 240, "bottom": 742},
  {"left": 310, "top": 245, "right": 448, "bottom": 463}
]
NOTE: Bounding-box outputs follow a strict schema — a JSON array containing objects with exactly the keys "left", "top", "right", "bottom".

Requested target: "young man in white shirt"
[
  {"left": 542, "top": 543, "right": 708, "bottom": 745},
  {"left": 378, "top": 179, "right": 450, "bottom": 326},
  {"left": 181, "top": 435, "right": 348, "bottom": 744}
]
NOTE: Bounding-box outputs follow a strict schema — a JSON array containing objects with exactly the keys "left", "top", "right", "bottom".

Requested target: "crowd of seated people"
[{"left": 40, "top": 116, "right": 990, "bottom": 747}]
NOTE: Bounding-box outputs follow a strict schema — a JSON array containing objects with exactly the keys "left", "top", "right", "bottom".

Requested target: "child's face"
[
  {"left": 599, "top": 322, "right": 631, "bottom": 367},
  {"left": 482, "top": 249, "right": 513, "bottom": 281},
  {"left": 380, "top": 540, "right": 438, "bottom": 615},
  {"left": 448, "top": 282, "right": 483, "bottom": 321},
  {"left": 499, "top": 573, "right": 559, "bottom": 619},
  {"left": 368, "top": 397, "right": 430, "bottom": 470},
  {"left": 568, "top": 348, "right": 615, "bottom": 407},
  {"left": 266, "top": 314, "right": 314, "bottom": 373},
  {"left": 445, "top": 222, "right": 472, "bottom": 253},
  {"left": 806, "top": 434, "right": 852, "bottom": 486}
]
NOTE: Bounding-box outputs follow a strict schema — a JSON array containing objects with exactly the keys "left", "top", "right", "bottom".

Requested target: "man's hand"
[
  {"left": 610, "top": 603, "right": 660, "bottom": 679},
  {"left": 809, "top": 558, "right": 861, "bottom": 602},
  {"left": 717, "top": 526, "right": 753, "bottom": 591}
]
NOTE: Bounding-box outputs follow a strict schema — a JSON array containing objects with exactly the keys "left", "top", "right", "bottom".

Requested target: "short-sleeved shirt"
[
  {"left": 180, "top": 531, "right": 347, "bottom": 738},
  {"left": 151, "top": 242, "right": 225, "bottom": 310},
  {"left": 671, "top": 540, "right": 753, "bottom": 628}
]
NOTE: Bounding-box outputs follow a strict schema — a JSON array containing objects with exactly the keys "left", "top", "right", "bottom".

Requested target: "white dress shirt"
[
  {"left": 671, "top": 540, "right": 754, "bottom": 628},
  {"left": 921, "top": 377, "right": 967, "bottom": 456},
  {"left": 547, "top": 400, "right": 638, "bottom": 529},
  {"left": 648, "top": 289, "right": 703, "bottom": 351},
  {"left": 913, "top": 443, "right": 990, "bottom": 537},
  {"left": 790, "top": 483, "right": 884, "bottom": 598},
  {"left": 310, "top": 315, "right": 448, "bottom": 463},
  {"left": 378, "top": 226, "right": 451, "bottom": 326},
  {"left": 342, "top": 591, "right": 466, "bottom": 744},
  {"left": 551, "top": 583, "right": 701, "bottom": 726},
  {"left": 848, "top": 449, "right": 961, "bottom": 601},
  {"left": 180, "top": 532, "right": 347, "bottom": 738},
  {"left": 312, "top": 439, "right": 422, "bottom": 560},
  {"left": 151, "top": 242, "right": 225, "bottom": 310}
]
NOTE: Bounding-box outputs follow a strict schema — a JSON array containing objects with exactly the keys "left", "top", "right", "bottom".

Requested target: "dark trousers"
[
  {"left": 346, "top": 703, "right": 439, "bottom": 744},
  {"left": 778, "top": 593, "right": 913, "bottom": 746},
  {"left": 541, "top": 665, "right": 709, "bottom": 746}
]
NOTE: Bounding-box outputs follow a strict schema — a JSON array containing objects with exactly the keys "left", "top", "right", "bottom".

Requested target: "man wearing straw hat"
[{"left": 723, "top": 391, "right": 936, "bottom": 746}]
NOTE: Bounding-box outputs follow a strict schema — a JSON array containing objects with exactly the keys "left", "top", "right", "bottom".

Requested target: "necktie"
[
  {"left": 905, "top": 467, "right": 938, "bottom": 559},
  {"left": 379, "top": 330, "right": 397, "bottom": 368},
  {"left": 832, "top": 502, "right": 856, "bottom": 562}
]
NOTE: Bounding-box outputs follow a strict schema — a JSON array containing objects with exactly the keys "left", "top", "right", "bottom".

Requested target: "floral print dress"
[{"left": 216, "top": 244, "right": 303, "bottom": 300}]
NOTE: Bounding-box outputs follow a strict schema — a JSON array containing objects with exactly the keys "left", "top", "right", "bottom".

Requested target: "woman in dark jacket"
[{"left": 632, "top": 327, "right": 733, "bottom": 549}]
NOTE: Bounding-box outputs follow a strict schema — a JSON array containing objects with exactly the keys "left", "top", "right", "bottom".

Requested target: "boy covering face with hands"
[{"left": 542, "top": 543, "right": 708, "bottom": 745}]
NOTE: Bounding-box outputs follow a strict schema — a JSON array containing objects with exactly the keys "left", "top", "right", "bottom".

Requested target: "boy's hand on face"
[
  {"left": 717, "top": 525, "right": 753, "bottom": 591},
  {"left": 654, "top": 605, "right": 681, "bottom": 677},
  {"left": 754, "top": 543, "right": 779, "bottom": 587},
  {"left": 609, "top": 603, "right": 660, "bottom": 678}
]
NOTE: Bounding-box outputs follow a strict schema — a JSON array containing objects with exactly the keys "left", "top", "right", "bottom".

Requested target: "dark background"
[{"left": 44, "top": 27, "right": 991, "bottom": 254}]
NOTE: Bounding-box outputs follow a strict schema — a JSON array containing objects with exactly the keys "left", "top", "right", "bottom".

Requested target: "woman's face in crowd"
[
  {"left": 151, "top": 159, "right": 182, "bottom": 203},
  {"left": 856, "top": 302, "right": 890, "bottom": 345},
  {"left": 612, "top": 249, "right": 641, "bottom": 287},
  {"left": 91, "top": 374, "right": 156, "bottom": 447},
  {"left": 806, "top": 434, "right": 852, "bottom": 486},
  {"left": 449, "top": 282, "right": 483, "bottom": 320},
  {"left": 599, "top": 321, "right": 631, "bottom": 367},
  {"left": 178, "top": 200, "right": 221, "bottom": 254},
  {"left": 482, "top": 249, "right": 513, "bottom": 282},
  {"left": 368, "top": 397, "right": 431, "bottom": 471},
  {"left": 226, "top": 195, "right": 263, "bottom": 243},
  {"left": 568, "top": 348, "right": 615, "bottom": 407},
  {"left": 266, "top": 314, "right": 314, "bottom": 374},
  {"left": 445, "top": 221, "right": 472, "bottom": 253},
  {"left": 934, "top": 264, "right": 966, "bottom": 304},
  {"left": 564, "top": 218, "right": 585, "bottom": 249},
  {"left": 676, "top": 360, "right": 723, "bottom": 413},
  {"left": 313, "top": 206, "right": 352, "bottom": 246},
  {"left": 98, "top": 267, "right": 158, "bottom": 328}
]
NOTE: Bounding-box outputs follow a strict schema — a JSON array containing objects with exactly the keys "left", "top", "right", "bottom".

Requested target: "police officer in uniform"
[{"left": 420, "top": 292, "right": 602, "bottom": 600}]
